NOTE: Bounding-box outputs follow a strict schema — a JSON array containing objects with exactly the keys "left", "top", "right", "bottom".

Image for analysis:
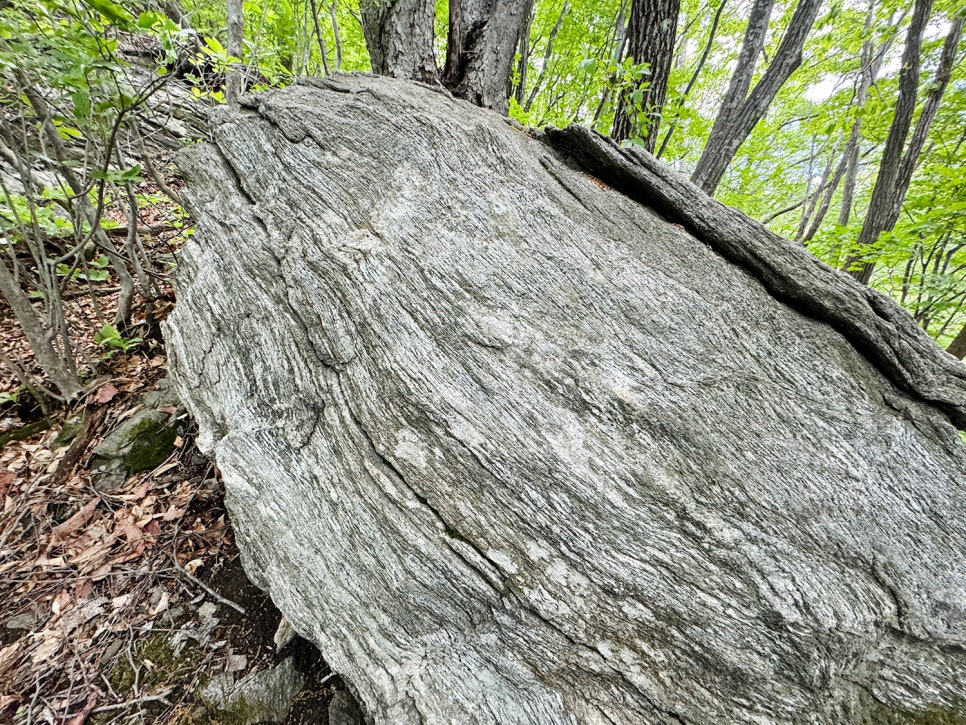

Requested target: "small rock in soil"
[
  {"left": 199, "top": 655, "right": 305, "bottom": 725},
  {"left": 90, "top": 408, "right": 177, "bottom": 489}
]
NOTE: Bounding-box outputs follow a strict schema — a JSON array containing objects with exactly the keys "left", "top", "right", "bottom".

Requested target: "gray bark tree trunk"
[
  {"left": 443, "top": 0, "right": 534, "bottom": 114},
  {"left": 836, "top": 1, "right": 881, "bottom": 230},
  {"left": 330, "top": 1, "right": 343, "bottom": 71},
  {"left": 690, "top": 0, "right": 823, "bottom": 195},
  {"left": 611, "top": 0, "right": 681, "bottom": 150},
  {"left": 225, "top": 0, "right": 244, "bottom": 106},
  {"left": 845, "top": 9, "right": 964, "bottom": 284},
  {"left": 359, "top": 0, "right": 437, "bottom": 83},
  {"left": 523, "top": 1, "right": 568, "bottom": 113},
  {"left": 0, "top": 259, "right": 81, "bottom": 401},
  {"left": 167, "top": 76, "right": 966, "bottom": 725},
  {"left": 949, "top": 322, "right": 966, "bottom": 360},
  {"left": 655, "top": 0, "right": 727, "bottom": 158}
]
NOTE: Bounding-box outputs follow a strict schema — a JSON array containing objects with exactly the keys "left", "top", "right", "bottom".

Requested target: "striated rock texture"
[{"left": 164, "top": 75, "right": 966, "bottom": 724}]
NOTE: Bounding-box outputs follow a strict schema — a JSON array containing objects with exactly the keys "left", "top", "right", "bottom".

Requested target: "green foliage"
[
  {"left": 181, "top": 0, "right": 371, "bottom": 82},
  {"left": 94, "top": 323, "right": 142, "bottom": 356},
  {"left": 56, "top": 254, "right": 110, "bottom": 282}
]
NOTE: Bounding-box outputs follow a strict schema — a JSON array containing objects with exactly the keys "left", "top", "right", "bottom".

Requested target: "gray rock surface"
[
  {"left": 199, "top": 656, "right": 304, "bottom": 725},
  {"left": 165, "top": 75, "right": 966, "bottom": 723},
  {"left": 91, "top": 408, "right": 177, "bottom": 489},
  {"left": 90, "top": 378, "right": 181, "bottom": 488},
  {"left": 328, "top": 689, "right": 366, "bottom": 725}
]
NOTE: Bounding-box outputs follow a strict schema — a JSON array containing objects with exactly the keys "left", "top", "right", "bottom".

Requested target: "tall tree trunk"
[
  {"left": 690, "top": 0, "right": 823, "bottom": 195},
  {"left": 226, "top": 0, "right": 244, "bottom": 106},
  {"left": 443, "top": 0, "right": 534, "bottom": 114},
  {"left": 524, "top": 1, "right": 569, "bottom": 113},
  {"left": 834, "top": 2, "right": 904, "bottom": 235},
  {"left": 611, "top": 0, "right": 681, "bottom": 150},
  {"left": 794, "top": 132, "right": 836, "bottom": 244},
  {"left": 309, "top": 0, "right": 331, "bottom": 75},
  {"left": 330, "top": 2, "right": 343, "bottom": 71},
  {"left": 360, "top": 0, "right": 437, "bottom": 83},
  {"left": 512, "top": 5, "right": 533, "bottom": 106},
  {"left": 948, "top": 321, "right": 966, "bottom": 360},
  {"left": 656, "top": 0, "right": 727, "bottom": 158},
  {"left": 844, "top": 6, "right": 962, "bottom": 284}
]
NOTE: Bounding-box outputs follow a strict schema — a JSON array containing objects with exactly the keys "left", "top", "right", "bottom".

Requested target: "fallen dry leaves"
[
  {"left": 0, "top": 410, "right": 233, "bottom": 723},
  {"left": 0, "top": 187, "right": 237, "bottom": 722}
]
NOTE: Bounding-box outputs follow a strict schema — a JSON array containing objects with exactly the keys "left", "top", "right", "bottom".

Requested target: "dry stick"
[
  {"left": 171, "top": 553, "right": 247, "bottom": 614},
  {"left": 89, "top": 690, "right": 174, "bottom": 714},
  {"left": 50, "top": 406, "right": 106, "bottom": 488},
  {"left": 25, "top": 673, "right": 42, "bottom": 725},
  {"left": 170, "top": 511, "right": 246, "bottom": 614}
]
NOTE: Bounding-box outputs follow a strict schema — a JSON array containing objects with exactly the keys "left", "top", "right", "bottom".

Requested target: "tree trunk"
[
  {"left": 359, "top": 0, "right": 437, "bottom": 83},
  {"left": 443, "top": 0, "right": 534, "bottom": 114},
  {"left": 0, "top": 258, "right": 81, "bottom": 401},
  {"left": 330, "top": 2, "right": 343, "bottom": 71},
  {"left": 845, "top": 9, "right": 962, "bottom": 284},
  {"left": 167, "top": 76, "right": 966, "bottom": 725},
  {"left": 690, "top": 0, "right": 823, "bottom": 195},
  {"left": 226, "top": 0, "right": 244, "bottom": 106},
  {"left": 512, "top": 5, "right": 532, "bottom": 107},
  {"left": 948, "top": 322, "right": 966, "bottom": 360},
  {"left": 655, "top": 0, "right": 727, "bottom": 158},
  {"left": 309, "top": 0, "right": 331, "bottom": 75},
  {"left": 611, "top": 0, "right": 681, "bottom": 150},
  {"left": 837, "top": 1, "right": 879, "bottom": 230},
  {"left": 523, "top": 1, "right": 568, "bottom": 113}
]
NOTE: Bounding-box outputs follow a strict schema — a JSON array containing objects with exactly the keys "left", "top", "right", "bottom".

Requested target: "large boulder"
[{"left": 164, "top": 75, "right": 966, "bottom": 724}]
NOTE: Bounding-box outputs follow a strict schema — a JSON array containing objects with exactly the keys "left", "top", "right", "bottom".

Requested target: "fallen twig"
[{"left": 89, "top": 688, "right": 174, "bottom": 714}]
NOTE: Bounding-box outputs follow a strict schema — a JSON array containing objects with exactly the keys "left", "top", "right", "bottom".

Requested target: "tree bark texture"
[
  {"left": 359, "top": 0, "right": 437, "bottom": 83},
  {"left": 611, "top": 0, "right": 681, "bottom": 149},
  {"left": 443, "top": 0, "right": 534, "bottom": 114},
  {"left": 949, "top": 322, "right": 966, "bottom": 360},
  {"left": 166, "top": 75, "right": 966, "bottom": 724},
  {"left": 655, "top": 0, "right": 726, "bottom": 158},
  {"left": 225, "top": 0, "right": 245, "bottom": 106},
  {"left": 846, "top": 7, "right": 962, "bottom": 284},
  {"left": 691, "top": 0, "right": 823, "bottom": 194}
]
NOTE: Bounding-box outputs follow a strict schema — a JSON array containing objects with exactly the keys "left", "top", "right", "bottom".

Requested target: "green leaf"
[
  {"left": 94, "top": 323, "right": 121, "bottom": 345},
  {"left": 204, "top": 36, "right": 226, "bottom": 56},
  {"left": 83, "top": 0, "right": 134, "bottom": 27},
  {"left": 57, "top": 125, "right": 83, "bottom": 140}
]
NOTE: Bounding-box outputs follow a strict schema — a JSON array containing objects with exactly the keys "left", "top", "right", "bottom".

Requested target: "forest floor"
[{"left": 0, "top": 170, "right": 341, "bottom": 724}]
